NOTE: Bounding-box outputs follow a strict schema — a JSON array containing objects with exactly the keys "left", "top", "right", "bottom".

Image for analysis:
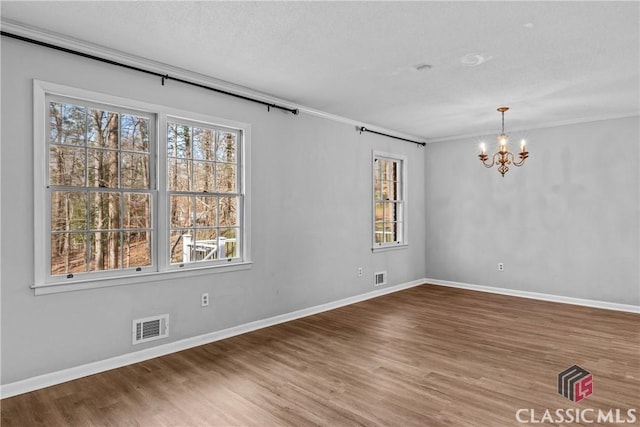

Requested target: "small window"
[{"left": 373, "top": 152, "right": 407, "bottom": 249}]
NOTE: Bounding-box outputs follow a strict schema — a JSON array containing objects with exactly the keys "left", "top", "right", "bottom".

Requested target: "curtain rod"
[
  {"left": 1, "top": 31, "right": 300, "bottom": 115},
  {"left": 358, "top": 126, "right": 426, "bottom": 147}
]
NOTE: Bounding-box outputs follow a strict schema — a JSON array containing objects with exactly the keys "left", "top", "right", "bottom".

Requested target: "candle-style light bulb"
[
  {"left": 520, "top": 139, "right": 526, "bottom": 152},
  {"left": 498, "top": 133, "right": 508, "bottom": 152},
  {"left": 480, "top": 142, "right": 486, "bottom": 154}
]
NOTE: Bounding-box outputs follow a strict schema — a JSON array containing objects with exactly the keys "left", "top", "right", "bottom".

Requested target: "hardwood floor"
[{"left": 2, "top": 284, "right": 639, "bottom": 426}]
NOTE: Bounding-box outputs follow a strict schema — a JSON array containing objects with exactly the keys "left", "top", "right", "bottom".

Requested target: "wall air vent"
[
  {"left": 132, "top": 314, "right": 169, "bottom": 345},
  {"left": 374, "top": 271, "right": 387, "bottom": 287}
]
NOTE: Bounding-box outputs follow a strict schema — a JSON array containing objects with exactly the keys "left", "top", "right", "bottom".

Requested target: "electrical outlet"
[
  {"left": 498, "top": 262, "right": 504, "bottom": 272},
  {"left": 201, "top": 293, "right": 209, "bottom": 307},
  {"left": 357, "top": 267, "right": 363, "bottom": 277}
]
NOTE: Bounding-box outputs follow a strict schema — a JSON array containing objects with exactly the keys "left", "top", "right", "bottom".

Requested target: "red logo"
[{"left": 558, "top": 365, "right": 593, "bottom": 402}]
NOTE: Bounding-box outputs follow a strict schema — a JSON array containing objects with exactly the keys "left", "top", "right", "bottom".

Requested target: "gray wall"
[
  {"left": 2, "top": 34, "right": 638, "bottom": 388},
  {"left": 0, "top": 38, "right": 426, "bottom": 384},
  {"left": 425, "top": 116, "right": 640, "bottom": 305}
]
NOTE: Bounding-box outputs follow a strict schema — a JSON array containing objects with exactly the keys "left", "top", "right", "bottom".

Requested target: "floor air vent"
[
  {"left": 374, "top": 271, "right": 387, "bottom": 286},
  {"left": 133, "top": 314, "right": 169, "bottom": 345}
]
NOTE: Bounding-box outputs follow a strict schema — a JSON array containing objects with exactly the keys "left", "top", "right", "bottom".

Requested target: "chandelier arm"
[
  {"left": 481, "top": 153, "right": 499, "bottom": 168},
  {"left": 512, "top": 152, "right": 528, "bottom": 167}
]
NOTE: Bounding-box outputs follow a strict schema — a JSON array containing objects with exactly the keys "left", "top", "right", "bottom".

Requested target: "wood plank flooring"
[{"left": 2, "top": 284, "right": 639, "bottom": 426}]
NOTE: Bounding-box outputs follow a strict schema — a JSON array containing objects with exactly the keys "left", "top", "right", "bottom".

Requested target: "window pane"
[
  {"left": 121, "top": 115, "right": 149, "bottom": 152},
  {"left": 170, "top": 195, "right": 193, "bottom": 228},
  {"left": 49, "top": 145, "right": 86, "bottom": 186},
  {"left": 121, "top": 152, "right": 150, "bottom": 189},
  {"left": 174, "top": 229, "right": 220, "bottom": 263},
  {"left": 394, "top": 202, "right": 402, "bottom": 223},
  {"left": 379, "top": 159, "right": 389, "bottom": 180},
  {"left": 170, "top": 230, "right": 192, "bottom": 264},
  {"left": 219, "top": 197, "right": 238, "bottom": 226},
  {"left": 168, "top": 158, "right": 191, "bottom": 191},
  {"left": 89, "top": 231, "right": 121, "bottom": 271},
  {"left": 384, "top": 223, "right": 396, "bottom": 243},
  {"left": 216, "top": 164, "right": 236, "bottom": 193},
  {"left": 216, "top": 132, "right": 237, "bottom": 162},
  {"left": 375, "top": 202, "right": 385, "bottom": 222},
  {"left": 123, "top": 231, "right": 151, "bottom": 268},
  {"left": 87, "top": 149, "right": 119, "bottom": 188},
  {"left": 374, "top": 222, "right": 385, "bottom": 244},
  {"left": 219, "top": 228, "right": 239, "bottom": 259},
  {"left": 381, "top": 180, "right": 390, "bottom": 200},
  {"left": 52, "top": 191, "right": 87, "bottom": 231},
  {"left": 167, "top": 123, "right": 191, "bottom": 158},
  {"left": 90, "top": 192, "right": 121, "bottom": 230},
  {"left": 196, "top": 196, "right": 217, "bottom": 227},
  {"left": 195, "top": 228, "right": 218, "bottom": 261},
  {"left": 124, "top": 193, "right": 150, "bottom": 229},
  {"left": 193, "top": 160, "right": 215, "bottom": 193},
  {"left": 51, "top": 232, "right": 87, "bottom": 275},
  {"left": 385, "top": 202, "right": 398, "bottom": 222},
  {"left": 88, "top": 109, "right": 119, "bottom": 149},
  {"left": 193, "top": 127, "right": 215, "bottom": 160},
  {"left": 390, "top": 161, "right": 398, "bottom": 182},
  {"left": 394, "top": 222, "right": 403, "bottom": 243},
  {"left": 49, "top": 102, "right": 86, "bottom": 146}
]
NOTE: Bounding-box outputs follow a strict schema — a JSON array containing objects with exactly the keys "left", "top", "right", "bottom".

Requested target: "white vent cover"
[
  {"left": 132, "top": 314, "right": 169, "bottom": 345},
  {"left": 374, "top": 271, "right": 387, "bottom": 286}
]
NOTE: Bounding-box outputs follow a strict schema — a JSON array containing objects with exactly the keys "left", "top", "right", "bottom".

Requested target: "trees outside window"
[
  {"left": 48, "top": 99, "right": 152, "bottom": 276},
  {"left": 167, "top": 120, "right": 242, "bottom": 265},
  {"left": 36, "top": 82, "right": 249, "bottom": 290},
  {"left": 373, "top": 152, "right": 407, "bottom": 249}
]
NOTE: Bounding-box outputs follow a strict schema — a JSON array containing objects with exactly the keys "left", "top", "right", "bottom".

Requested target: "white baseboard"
[
  {"left": 424, "top": 278, "right": 640, "bottom": 314},
  {"left": 0, "top": 279, "right": 424, "bottom": 399}
]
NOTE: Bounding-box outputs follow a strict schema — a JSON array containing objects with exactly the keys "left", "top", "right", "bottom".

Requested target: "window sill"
[
  {"left": 372, "top": 244, "right": 409, "bottom": 253},
  {"left": 31, "top": 262, "right": 253, "bottom": 296}
]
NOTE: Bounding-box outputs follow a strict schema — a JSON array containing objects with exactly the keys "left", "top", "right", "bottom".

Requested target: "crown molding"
[{"left": 1, "top": 18, "right": 426, "bottom": 145}]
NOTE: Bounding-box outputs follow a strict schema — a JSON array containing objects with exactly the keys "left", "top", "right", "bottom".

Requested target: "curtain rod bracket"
[{"left": 162, "top": 74, "right": 169, "bottom": 86}]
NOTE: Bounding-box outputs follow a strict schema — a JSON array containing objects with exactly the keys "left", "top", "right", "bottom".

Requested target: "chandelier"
[{"left": 478, "top": 107, "right": 529, "bottom": 177}]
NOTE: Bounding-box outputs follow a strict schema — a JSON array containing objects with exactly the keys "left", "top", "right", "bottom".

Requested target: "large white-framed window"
[
  {"left": 33, "top": 80, "right": 251, "bottom": 293},
  {"left": 372, "top": 151, "right": 407, "bottom": 250}
]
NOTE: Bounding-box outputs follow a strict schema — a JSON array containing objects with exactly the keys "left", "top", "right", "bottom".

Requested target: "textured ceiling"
[{"left": 2, "top": 1, "right": 639, "bottom": 141}]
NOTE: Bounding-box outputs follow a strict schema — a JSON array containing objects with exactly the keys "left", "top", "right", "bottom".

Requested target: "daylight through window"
[
  {"left": 48, "top": 99, "right": 153, "bottom": 275},
  {"left": 373, "top": 153, "right": 406, "bottom": 248},
  {"left": 37, "top": 83, "right": 249, "bottom": 288}
]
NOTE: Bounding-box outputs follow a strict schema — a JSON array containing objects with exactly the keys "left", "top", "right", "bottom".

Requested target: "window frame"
[
  {"left": 33, "top": 80, "right": 251, "bottom": 294},
  {"left": 372, "top": 151, "right": 408, "bottom": 251}
]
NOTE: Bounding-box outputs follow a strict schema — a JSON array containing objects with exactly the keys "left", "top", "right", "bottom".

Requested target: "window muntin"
[
  {"left": 373, "top": 154, "right": 405, "bottom": 247},
  {"left": 167, "top": 120, "right": 242, "bottom": 265},
  {"left": 47, "top": 97, "right": 154, "bottom": 277}
]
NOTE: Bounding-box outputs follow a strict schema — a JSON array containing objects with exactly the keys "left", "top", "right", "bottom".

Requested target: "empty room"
[{"left": 1, "top": 1, "right": 638, "bottom": 426}]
